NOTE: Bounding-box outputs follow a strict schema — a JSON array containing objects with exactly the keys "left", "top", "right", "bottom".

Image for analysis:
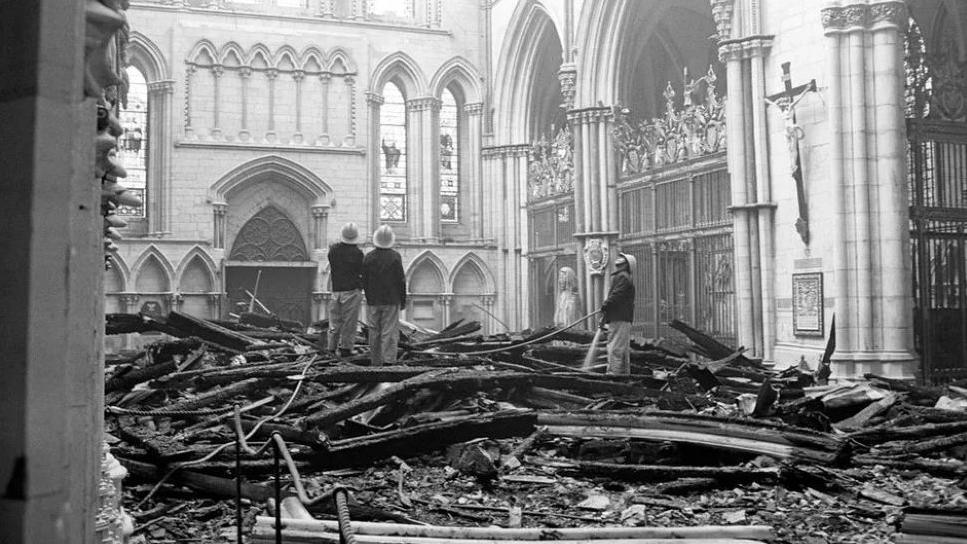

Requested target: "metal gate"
[
  {"left": 906, "top": 16, "right": 967, "bottom": 383},
  {"left": 909, "top": 120, "right": 967, "bottom": 383}
]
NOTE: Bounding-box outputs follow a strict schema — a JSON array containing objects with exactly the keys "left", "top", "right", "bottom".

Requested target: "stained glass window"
[
  {"left": 439, "top": 89, "right": 459, "bottom": 222},
  {"left": 117, "top": 65, "right": 148, "bottom": 217},
  {"left": 379, "top": 83, "right": 407, "bottom": 221}
]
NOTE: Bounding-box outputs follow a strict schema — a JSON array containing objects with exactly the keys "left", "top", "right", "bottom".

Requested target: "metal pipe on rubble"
[
  {"left": 273, "top": 436, "right": 282, "bottom": 544},
  {"left": 334, "top": 487, "right": 358, "bottom": 544}
]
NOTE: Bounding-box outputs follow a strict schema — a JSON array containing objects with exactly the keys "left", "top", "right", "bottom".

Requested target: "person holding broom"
[{"left": 600, "top": 252, "right": 636, "bottom": 375}]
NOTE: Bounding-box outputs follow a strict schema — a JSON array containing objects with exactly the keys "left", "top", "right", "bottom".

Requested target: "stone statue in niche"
[{"left": 553, "top": 266, "right": 581, "bottom": 328}]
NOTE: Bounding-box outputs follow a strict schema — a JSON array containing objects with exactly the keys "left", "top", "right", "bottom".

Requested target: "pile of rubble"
[{"left": 105, "top": 311, "right": 967, "bottom": 543}]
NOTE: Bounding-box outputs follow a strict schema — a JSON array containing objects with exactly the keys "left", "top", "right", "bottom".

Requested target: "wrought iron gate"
[
  {"left": 906, "top": 17, "right": 967, "bottom": 383},
  {"left": 909, "top": 120, "right": 967, "bottom": 383}
]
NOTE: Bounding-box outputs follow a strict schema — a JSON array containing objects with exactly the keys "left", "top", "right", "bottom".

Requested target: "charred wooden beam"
[
  {"left": 525, "top": 457, "right": 781, "bottom": 484},
  {"left": 165, "top": 310, "right": 259, "bottom": 352},
  {"left": 313, "top": 410, "right": 536, "bottom": 469}
]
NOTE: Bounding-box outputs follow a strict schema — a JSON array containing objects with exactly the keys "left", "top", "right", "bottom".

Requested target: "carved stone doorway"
[{"left": 225, "top": 205, "right": 315, "bottom": 325}]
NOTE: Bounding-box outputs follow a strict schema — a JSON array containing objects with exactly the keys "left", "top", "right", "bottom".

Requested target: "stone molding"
[
  {"left": 821, "top": 1, "right": 907, "bottom": 33},
  {"left": 482, "top": 143, "right": 529, "bottom": 158},
  {"left": 557, "top": 62, "right": 577, "bottom": 110},
  {"left": 366, "top": 91, "right": 385, "bottom": 106},
  {"left": 717, "top": 35, "right": 773, "bottom": 62},
  {"left": 566, "top": 106, "right": 613, "bottom": 124},
  {"left": 147, "top": 80, "right": 175, "bottom": 94},
  {"left": 407, "top": 97, "right": 441, "bottom": 111},
  {"left": 463, "top": 102, "right": 484, "bottom": 115}
]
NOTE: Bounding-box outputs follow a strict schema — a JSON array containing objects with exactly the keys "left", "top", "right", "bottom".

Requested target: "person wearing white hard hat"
[
  {"left": 362, "top": 225, "right": 407, "bottom": 365},
  {"left": 328, "top": 222, "right": 364, "bottom": 358},
  {"left": 601, "top": 252, "right": 636, "bottom": 374}
]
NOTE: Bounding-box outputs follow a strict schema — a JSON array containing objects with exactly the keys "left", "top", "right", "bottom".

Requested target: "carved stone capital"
[
  {"left": 869, "top": 1, "right": 908, "bottom": 29},
  {"left": 239, "top": 66, "right": 252, "bottom": 78},
  {"left": 211, "top": 65, "right": 224, "bottom": 78},
  {"left": 148, "top": 80, "right": 175, "bottom": 94},
  {"left": 717, "top": 36, "right": 773, "bottom": 62},
  {"left": 313, "top": 291, "right": 332, "bottom": 302},
  {"left": 292, "top": 70, "right": 306, "bottom": 82},
  {"left": 265, "top": 68, "right": 279, "bottom": 80},
  {"left": 463, "top": 102, "right": 484, "bottom": 115},
  {"left": 438, "top": 294, "right": 453, "bottom": 305},
  {"left": 366, "top": 91, "right": 384, "bottom": 106},
  {"left": 213, "top": 202, "right": 228, "bottom": 216},
  {"left": 120, "top": 293, "right": 140, "bottom": 307},
  {"left": 557, "top": 62, "right": 577, "bottom": 110},
  {"left": 208, "top": 293, "right": 222, "bottom": 305},
  {"left": 320, "top": 72, "right": 332, "bottom": 83},
  {"left": 407, "top": 97, "right": 441, "bottom": 112},
  {"left": 710, "top": 0, "right": 735, "bottom": 41},
  {"left": 311, "top": 205, "right": 329, "bottom": 219},
  {"left": 344, "top": 75, "right": 356, "bottom": 86},
  {"left": 480, "top": 294, "right": 495, "bottom": 306},
  {"left": 166, "top": 293, "right": 184, "bottom": 307}
]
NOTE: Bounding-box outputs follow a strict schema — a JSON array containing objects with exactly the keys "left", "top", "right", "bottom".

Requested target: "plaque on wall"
[
  {"left": 583, "top": 238, "right": 609, "bottom": 275},
  {"left": 792, "top": 272, "right": 824, "bottom": 336}
]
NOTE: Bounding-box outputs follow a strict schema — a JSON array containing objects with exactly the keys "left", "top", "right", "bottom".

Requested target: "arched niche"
[
  {"left": 406, "top": 253, "right": 446, "bottom": 331},
  {"left": 135, "top": 254, "right": 171, "bottom": 292}
]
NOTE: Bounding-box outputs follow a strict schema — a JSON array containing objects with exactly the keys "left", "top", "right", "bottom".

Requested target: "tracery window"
[
  {"left": 439, "top": 89, "right": 459, "bottom": 222},
  {"left": 117, "top": 65, "right": 148, "bottom": 217},
  {"left": 379, "top": 83, "right": 407, "bottom": 221}
]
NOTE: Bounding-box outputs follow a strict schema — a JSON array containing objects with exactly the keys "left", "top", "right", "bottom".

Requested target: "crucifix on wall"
[{"left": 765, "top": 62, "right": 817, "bottom": 245}]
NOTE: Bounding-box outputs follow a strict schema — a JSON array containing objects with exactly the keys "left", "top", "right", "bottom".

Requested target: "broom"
[{"left": 582, "top": 317, "right": 606, "bottom": 371}]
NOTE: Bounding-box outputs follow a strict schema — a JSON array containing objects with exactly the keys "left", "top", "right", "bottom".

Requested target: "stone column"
[
  {"left": 265, "top": 68, "right": 278, "bottom": 141},
  {"left": 211, "top": 65, "right": 223, "bottom": 139},
  {"left": 821, "top": 1, "right": 915, "bottom": 376},
  {"left": 208, "top": 293, "right": 222, "bottom": 319},
  {"left": 407, "top": 97, "right": 441, "bottom": 241},
  {"left": 147, "top": 80, "right": 174, "bottom": 234},
  {"left": 293, "top": 70, "right": 305, "bottom": 144},
  {"left": 120, "top": 293, "right": 140, "bottom": 313},
  {"left": 366, "top": 92, "right": 383, "bottom": 230},
  {"left": 464, "top": 103, "right": 484, "bottom": 240},
  {"left": 319, "top": 74, "right": 331, "bottom": 145},
  {"left": 311, "top": 205, "right": 329, "bottom": 250},
  {"left": 167, "top": 293, "right": 184, "bottom": 312},
  {"left": 481, "top": 294, "right": 496, "bottom": 335},
  {"left": 440, "top": 294, "right": 453, "bottom": 325},
  {"left": 870, "top": 2, "right": 913, "bottom": 356},
  {"left": 213, "top": 202, "right": 228, "bottom": 249},
  {"left": 239, "top": 67, "right": 252, "bottom": 141}
]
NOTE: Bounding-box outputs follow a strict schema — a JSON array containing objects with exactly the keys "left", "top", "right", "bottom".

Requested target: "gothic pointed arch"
[
  {"left": 127, "top": 31, "right": 169, "bottom": 82},
  {"left": 248, "top": 44, "right": 272, "bottom": 69},
  {"left": 186, "top": 39, "right": 218, "bottom": 66},
  {"left": 219, "top": 42, "right": 246, "bottom": 68},
  {"left": 229, "top": 205, "right": 309, "bottom": 262},
  {"left": 275, "top": 46, "right": 300, "bottom": 71},
  {"left": 406, "top": 250, "right": 447, "bottom": 293},
  {"left": 132, "top": 246, "right": 175, "bottom": 292},
  {"left": 301, "top": 46, "right": 327, "bottom": 72},
  {"left": 209, "top": 154, "right": 333, "bottom": 207},
  {"left": 493, "top": 0, "right": 565, "bottom": 142},
  {"left": 574, "top": 0, "right": 718, "bottom": 110},
  {"left": 327, "top": 47, "right": 358, "bottom": 74},
  {"left": 429, "top": 57, "right": 482, "bottom": 103},
  {"left": 105, "top": 254, "right": 130, "bottom": 293},
  {"left": 369, "top": 51, "right": 427, "bottom": 98},
  {"left": 175, "top": 246, "right": 218, "bottom": 292},
  {"left": 449, "top": 253, "right": 495, "bottom": 293}
]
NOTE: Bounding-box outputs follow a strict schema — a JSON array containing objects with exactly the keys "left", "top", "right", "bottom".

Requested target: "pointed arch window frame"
[
  {"left": 378, "top": 81, "right": 409, "bottom": 222},
  {"left": 439, "top": 87, "right": 461, "bottom": 223}
]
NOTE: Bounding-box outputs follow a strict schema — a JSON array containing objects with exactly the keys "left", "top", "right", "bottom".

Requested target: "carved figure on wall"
[
  {"left": 527, "top": 124, "right": 573, "bottom": 200},
  {"left": 381, "top": 138, "right": 401, "bottom": 173},
  {"left": 584, "top": 238, "right": 609, "bottom": 276},
  {"left": 440, "top": 133, "right": 454, "bottom": 170},
  {"left": 553, "top": 266, "right": 581, "bottom": 328},
  {"left": 612, "top": 65, "right": 726, "bottom": 176}
]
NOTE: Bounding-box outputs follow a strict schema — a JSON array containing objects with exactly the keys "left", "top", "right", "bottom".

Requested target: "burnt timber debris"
[{"left": 106, "top": 311, "right": 967, "bottom": 543}]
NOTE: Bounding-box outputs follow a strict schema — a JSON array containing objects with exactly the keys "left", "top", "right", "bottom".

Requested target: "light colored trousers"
[
  {"left": 606, "top": 321, "right": 632, "bottom": 375},
  {"left": 328, "top": 289, "right": 361, "bottom": 351},
  {"left": 367, "top": 304, "right": 400, "bottom": 366}
]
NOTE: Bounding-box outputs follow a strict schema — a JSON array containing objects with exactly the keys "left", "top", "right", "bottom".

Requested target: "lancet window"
[
  {"left": 439, "top": 89, "right": 460, "bottom": 222},
  {"left": 379, "top": 82, "right": 407, "bottom": 221},
  {"left": 117, "top": 65, "right": 149, "bottom": 217}
]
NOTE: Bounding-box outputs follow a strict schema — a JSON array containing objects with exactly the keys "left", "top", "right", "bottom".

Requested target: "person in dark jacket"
[
  {"left": 328, "top": 222, "right": 364, "bottom": 358},
  {"left": 601, "top": 252, "right": 636, "bottom": 374},
  {"left": 362, "top": 225, "right": 407, "bottom": 365}
]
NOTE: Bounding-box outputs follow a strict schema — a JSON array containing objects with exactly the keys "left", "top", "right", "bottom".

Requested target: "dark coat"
[
  {"left": 362, "top": 247, "right": 407, "bottom": 307},
  {"left": 601, "top": 268, "right": 635, "bottom": 323},
  {"left": 328, "top": 242, "right": 363, "bottom": 292}
]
